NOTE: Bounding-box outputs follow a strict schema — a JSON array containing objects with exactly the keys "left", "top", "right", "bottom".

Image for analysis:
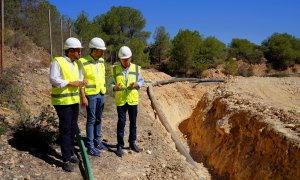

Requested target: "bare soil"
[
  {"left": 155, "top": 77, "right": 300, "bottom": 179},
  {"left": 0, "top": 46, "right": 203, "bottom": 179},
  {"left": 1, "top": 43, "right": 300, "bottom": 180}
]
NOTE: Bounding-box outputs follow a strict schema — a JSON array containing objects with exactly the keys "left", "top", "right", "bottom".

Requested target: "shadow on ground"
[{"left": 8, "top": 127, "right": 87, "bottom": 178}]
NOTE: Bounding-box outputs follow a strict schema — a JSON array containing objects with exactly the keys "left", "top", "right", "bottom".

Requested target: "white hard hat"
[
  {"left": 118, "top": 46, "right": 132, "bottom": 59},
  {"left": 64, "top": 37, "right": 83, "bottom": 50},
  {"left": 89, "top": 37, "right": 106, "bottom": 50}
]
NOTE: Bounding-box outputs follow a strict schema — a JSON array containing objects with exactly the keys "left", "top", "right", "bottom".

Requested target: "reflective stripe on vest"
[
  {"left": 51, "top": 57, "right": 80, "bottom": 105},
  {"left": 78, "top": 56, "right": 106, "bottom": 95},
  {"left": 51, "top": 92, "right": 79, "bottom": 98},
  {"left": 112, "top": 63, "right": 140, "bottom": 106}
]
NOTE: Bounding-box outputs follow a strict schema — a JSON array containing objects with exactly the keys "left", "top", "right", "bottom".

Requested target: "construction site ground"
[{"left": 0, "top": 45, "right": 300, "bottom": 179}]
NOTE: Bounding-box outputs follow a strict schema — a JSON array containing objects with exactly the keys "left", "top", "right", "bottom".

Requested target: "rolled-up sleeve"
[{"left": 137, "top": 71, "right": 144, "bottom": 88}]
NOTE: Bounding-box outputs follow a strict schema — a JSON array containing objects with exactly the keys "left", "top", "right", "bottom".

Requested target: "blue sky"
[{"left": 48, "top": 0, "right": 300, "bottom": 45}]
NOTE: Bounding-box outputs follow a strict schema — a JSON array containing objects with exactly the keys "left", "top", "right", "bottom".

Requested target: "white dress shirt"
[{"left": 49, "top": 56, "right": 81, "bottom": 88}]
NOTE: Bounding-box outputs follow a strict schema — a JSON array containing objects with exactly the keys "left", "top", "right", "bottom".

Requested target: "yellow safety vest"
[
  {"left": 78, "top": 56, "right": 106, "bottom": 95},
  {"left": 112, "top": 63, "right": 140, "bottom": 106},
  {"left": 51, "top": 57, "right": 80, "bottom": 105}
]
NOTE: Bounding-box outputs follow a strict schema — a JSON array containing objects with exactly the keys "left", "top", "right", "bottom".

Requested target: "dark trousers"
[
  {"left": 54, "top": 104, "right": 79, "bottom": 162},
  {"left": 117, "top": 103, "right": 138, "bottom": 148}
]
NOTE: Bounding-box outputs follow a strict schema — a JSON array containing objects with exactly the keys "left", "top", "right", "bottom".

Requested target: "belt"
[{"left": 86, "top": 92, "right": 104, "bottom": 97}]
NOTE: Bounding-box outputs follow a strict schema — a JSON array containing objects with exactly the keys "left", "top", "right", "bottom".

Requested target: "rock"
[
  {"left": 9, "top": 158, "right": 15, "bottom": 167},
  {"left": 146, "top": 150, "right": 152, "bottom": 155},
  {"left": 25, "top": 175, "right": 31, "bottom": 180},
  {"left": 20, "top": 165, "right": 24, "bottom": 168},
  {"left": 285, "top": 124, "right": 295, "bottom": 128},
  {"left": 9, "top": 164, "right": 16, "bottom": 169}
]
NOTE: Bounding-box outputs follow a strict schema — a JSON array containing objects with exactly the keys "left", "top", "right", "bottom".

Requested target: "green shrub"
[
  {"left": 262, "top": 33, "right": 300, "bottom": 70},
  {"left": 105, "top": 62, "right": 114, "bottom": 95},
  {"left": 224, "top": 59, "right": 238, "bottom": 75},
  {"left": 16, "top": 105, "right": 59, "bottom": 145},
  {"left": 238, "top": 65, "right": 254, "bottom": 77},
  {"left": 0, "top": 115, "right": 9, "bottom": 135},
  {"left": 228, "top": 38, "right": 264, "bottom": 64},
  {"left": 127, "top": 39, "right": 150, "bottom": 68}
]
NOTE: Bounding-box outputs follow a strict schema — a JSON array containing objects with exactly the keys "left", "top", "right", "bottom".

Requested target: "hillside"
[
  {"left": 0, "top": 44, "right": 206, "bottom": 179},
  {"left": 1, "top": 42, "right": 300, "bottom": 179}
]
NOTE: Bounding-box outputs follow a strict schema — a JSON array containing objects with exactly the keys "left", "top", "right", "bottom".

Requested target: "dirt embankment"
[
  {"left": 180, "top": 77, "right": 300, "bottom": 179},
  {"left": 2, "top": 41, "right": 300, "bottom": 179},
  {"left": 1, "top": 44, "right": 206, "bottom": 179},
  {"left": 152, "top": 82, "right": 219, "bottom": 134}
]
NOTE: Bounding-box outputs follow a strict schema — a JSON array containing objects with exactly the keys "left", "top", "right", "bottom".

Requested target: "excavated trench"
[{"left": 150, "top": 77, "right": 300, "bottom": 179}]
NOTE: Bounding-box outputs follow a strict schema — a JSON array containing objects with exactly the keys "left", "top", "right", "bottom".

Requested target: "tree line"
[{"left": 4, "top": 0, "right": 300, "bottom": 76}]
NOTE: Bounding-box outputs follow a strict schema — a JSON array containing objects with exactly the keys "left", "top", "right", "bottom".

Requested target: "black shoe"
[
  {"left": 116, "top": 146, "right": 124, "bottom": 157},
  {"left": 70, "top": 155, "right": 80, "bottom": 164},
  {"left": 130, "top": 143, "right": 141, "bottom": 153},
  {"left": 62, "top": 161, "right": 73, "bottom": 172}
]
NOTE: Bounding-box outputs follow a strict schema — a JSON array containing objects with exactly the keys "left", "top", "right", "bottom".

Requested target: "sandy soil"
[
  {"left": 226, "top": 77, "right": 300, "bottom": 112},
  {"left": 1, "top": 43, "right": 300, "bottom": 179},
  {"left": 0, "top": 45, "right": 205, "bottom": 179},
  {"left": 154, "top": 76, "right": 300, "bottom": 179}
]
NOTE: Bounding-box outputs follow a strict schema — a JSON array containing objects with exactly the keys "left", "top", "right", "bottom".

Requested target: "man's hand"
[
  {"left": 130, "top": 82, "right": 139, "bottom": 88},
  {"left": 81, "top": 97, "right": 88, "bottom": 107},
  {"left": 82, "top": 79, "right": 88, "bottom": 86},
  {"left": 68, "top": 80, "right": 88, "bottom": 87},
  {"left": 68, "top": 81, "right": 82, "bottom": 87},
  {"left": 114, "top": 83, "right": 122, "bottom": 91}
]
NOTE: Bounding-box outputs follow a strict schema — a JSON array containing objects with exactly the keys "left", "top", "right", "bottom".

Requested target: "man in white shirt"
[{"left": 49, "top": 37, "right": 87, "bottom": 172}]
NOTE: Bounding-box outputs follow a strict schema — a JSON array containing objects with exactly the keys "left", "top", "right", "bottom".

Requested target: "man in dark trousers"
[
  {"left": 49, "top": 37, "right": 87, "bottom": 172},
  {"left": 111, "top": 46, "right": 144, "bottom": 157}
]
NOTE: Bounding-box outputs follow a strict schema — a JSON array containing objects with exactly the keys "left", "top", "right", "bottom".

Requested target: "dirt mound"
[
  {"left": 180, "top": 77, "right": 300, "bottom": 179},
  {"left": 202, "top": 68, "right": 228, "bottom": 79},
  {"left": 202, "top": 61, "right": 300, "bottom": 78},
  {"left": 142, "top": 68, "right": 172, "bottom": 82}
]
